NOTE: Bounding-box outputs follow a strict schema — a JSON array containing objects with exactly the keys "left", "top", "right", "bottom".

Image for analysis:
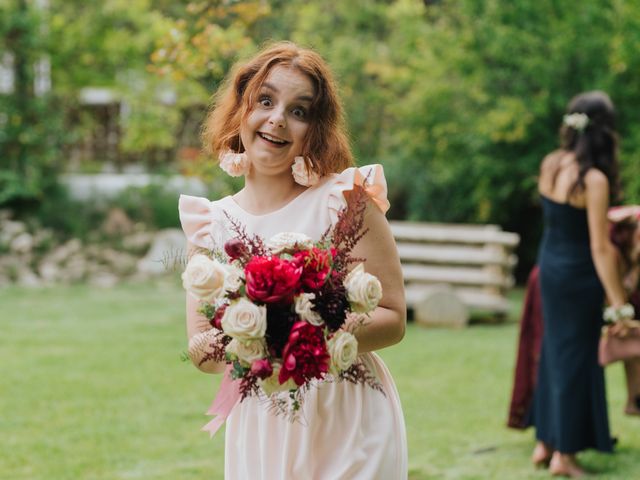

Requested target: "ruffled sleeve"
[
  {"left": 178, "top": 194, "right": 215, "bottom": 249},
  {"left": 327, "top": 164, "right": 390, "bottom": 225}
]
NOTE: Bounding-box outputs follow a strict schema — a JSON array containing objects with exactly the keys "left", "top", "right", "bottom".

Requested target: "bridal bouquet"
[{"left": 182, "top": 189, "right": 384, "bottom": 414}]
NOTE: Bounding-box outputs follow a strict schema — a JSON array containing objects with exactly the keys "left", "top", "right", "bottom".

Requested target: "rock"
[
  {"left": 414, "top": 284, "right": 469, "bottom": 328},
  {"left": 121, "top": 231, "right": 154, "bottom": 254},
  {"left": 102, "top": 207, "right": 134, "bottom": 236},
  {"left": 16, "top": 266, "right": 41, "bottom": 288},
  {"left": 0, "top": 220, "right": 27, "bottom": 246},
  {"left": 10, "top": 232, "right": 34, "bottom": 254},
  {"left": 38, "top": 261, "right": 61, "bottom": 283},
  {"left": 99, "top": 248, "right": 138, "bottom": 276},
  {"left": 63, "top": 254, "right": 88, "bottom": 283},
  {"left": 43, "top": 239, "right": 83, "bottom": 265},
  {"left": 138, "top": 229, "right": 186, "bottom": 275}
]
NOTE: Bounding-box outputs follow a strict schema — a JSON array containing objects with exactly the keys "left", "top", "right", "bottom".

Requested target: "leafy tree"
[{"left": 0, "top": 0, "right": 67, "bottom": 212}]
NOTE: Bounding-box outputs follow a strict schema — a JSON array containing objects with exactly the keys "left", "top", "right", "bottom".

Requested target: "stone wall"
[{"left": 0, "top": 209, "right": 186, "bottom": 288}]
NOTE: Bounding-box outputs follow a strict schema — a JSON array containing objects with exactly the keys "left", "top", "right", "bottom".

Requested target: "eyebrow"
[{"left": 262, "top": 82, "right": 314, "bottom": 103}]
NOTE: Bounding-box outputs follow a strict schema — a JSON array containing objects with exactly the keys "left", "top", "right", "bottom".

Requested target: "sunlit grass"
[{"left": 1, "top": 282, "right": 638, "bottom": 479}]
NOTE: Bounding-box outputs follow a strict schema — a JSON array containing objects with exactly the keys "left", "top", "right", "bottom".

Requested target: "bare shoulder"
[
  {"left": 584, "top": 168, "right": 610, "bottom": 208},
  {"left": 584, "top": 168, "right": 609, "bottom": 189}
]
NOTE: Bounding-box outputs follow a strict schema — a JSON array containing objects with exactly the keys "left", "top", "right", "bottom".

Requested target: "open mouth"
[{"left": 258, "top": 132, "right": 289, "bottom": 146}]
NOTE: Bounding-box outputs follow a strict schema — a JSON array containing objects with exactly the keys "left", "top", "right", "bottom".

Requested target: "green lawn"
[{"left": 1, "top": 281, "right": 638, "bottom": 479}]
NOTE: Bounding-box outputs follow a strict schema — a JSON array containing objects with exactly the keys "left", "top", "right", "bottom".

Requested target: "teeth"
[{"left": 260, "top": 133, "right": 286, "bottom": 144}]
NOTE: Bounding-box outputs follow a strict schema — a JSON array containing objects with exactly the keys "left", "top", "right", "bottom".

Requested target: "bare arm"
[
  {"left": 185, "top": 242, "right": 226, "bottom": 374},
  {"left": 347, "top": 200, "right": 407, "bottom": 352},
  {"left": 585, "top": 170, "right": 627, "bottom": 307}
]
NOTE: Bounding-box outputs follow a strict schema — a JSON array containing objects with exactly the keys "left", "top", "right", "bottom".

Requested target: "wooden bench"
[{"left": 390, "top": 221, "right": 520, "bottom": 327}]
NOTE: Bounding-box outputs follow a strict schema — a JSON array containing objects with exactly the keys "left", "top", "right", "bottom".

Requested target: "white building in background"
[{"left": 0, "top": 53, "right": 14, "bottom": 94}]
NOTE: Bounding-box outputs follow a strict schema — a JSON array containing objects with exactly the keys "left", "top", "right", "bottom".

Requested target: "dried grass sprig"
[
  {"left": 223, "top": 210, "right": 267, "bottom": 257},
  {"left": 339, "top": 361, "right": 385, "bottom": 395}
]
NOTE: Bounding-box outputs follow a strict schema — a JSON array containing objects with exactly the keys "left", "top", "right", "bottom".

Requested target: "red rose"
[
  {"left": 210, "top": 304, "right": 228, "bottom": 330},
  {"left": 250, "top": 358, "right": 273, "bottom": 379},
  {"left": 278, "top": 321, "right": 329, "bottom": 386},
  {"left": 224, "top": 238, "right": 249, "bottom": 261},
  {"left": 294, "top": 247, "right": 335, "bottom": 291},
  {"left": 245, "top": 256, "right": 303, "bottom": 303}
]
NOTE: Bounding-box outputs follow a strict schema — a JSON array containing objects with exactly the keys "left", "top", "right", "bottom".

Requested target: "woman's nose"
[{"left": 268, "top": 108, "right": 286, "bottom": 129}]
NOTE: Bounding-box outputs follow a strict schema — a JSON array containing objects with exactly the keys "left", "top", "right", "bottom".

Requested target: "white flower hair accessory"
[
  {"left": 563, "top": 113, "right": 590, "bottom": 132},
  {"left": 219, "top": 150, "right": 250, "bottom": 177},
  {"left": 291, "top": 156, "right": 320, "bottom": 187}
]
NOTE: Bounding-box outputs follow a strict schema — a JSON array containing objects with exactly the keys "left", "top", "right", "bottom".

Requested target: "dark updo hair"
[{"left": 561, "top": 90, "right": 620, "bottom": 202}]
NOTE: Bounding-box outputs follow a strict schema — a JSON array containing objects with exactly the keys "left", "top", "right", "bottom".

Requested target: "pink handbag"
[{"left": 598, "top": 323, "right": 640, "bottom": 366}]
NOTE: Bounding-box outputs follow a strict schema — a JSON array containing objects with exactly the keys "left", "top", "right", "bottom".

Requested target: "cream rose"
[
  {"left": 225, "top": 338, "right": 267, "bottom": 366},
  {"left": 344, "top": 263, "right": 383, "bottom": 313},
  {"left": 223, "top": 263, "right": 244, "bottom": 292},
  {"left": 221, "top": 297, "right": 267, "bottom": 340},
  {"left": 219, "top": 151, "right": 250, "bottom": 177},
  {"left": 294, "top": 293, "right": 323, "bottom": 326},
  {"left": 267, "top": 231, "right": 314, "bottom": 254},
  {"left": 291, "top": 156, "right": 320, "bottom": 187},
  {"left": 182, "top": 254, "right": 228, "bottom": 302},
  {"left": 258, "top": 363, "right": 297, "bottom": 396},
  {"left": 327, "top": 330, "right": 358, "bottom": 375}
]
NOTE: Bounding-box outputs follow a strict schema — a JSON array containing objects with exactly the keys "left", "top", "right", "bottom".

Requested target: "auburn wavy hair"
[{"left": 201, "top": 41, "right": 353, "bottom": 176}]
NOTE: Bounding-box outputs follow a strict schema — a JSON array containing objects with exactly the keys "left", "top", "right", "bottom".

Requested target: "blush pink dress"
[{"left": 179, "top": 165, "right": 408, "bottom": 480}]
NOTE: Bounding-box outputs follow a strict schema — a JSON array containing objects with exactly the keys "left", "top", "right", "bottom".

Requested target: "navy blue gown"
[{"left": 532, "top": 195, "right": 613, "bottom": 453}]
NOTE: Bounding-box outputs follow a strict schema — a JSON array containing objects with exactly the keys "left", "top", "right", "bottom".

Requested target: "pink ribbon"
[{"left": 201, "top": 365, "right": 241, "bottom": 437}]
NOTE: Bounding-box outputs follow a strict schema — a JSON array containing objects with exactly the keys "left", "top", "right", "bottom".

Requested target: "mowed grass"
[{"left": 1, "top": 281, "right": 639, "bottom": 479}]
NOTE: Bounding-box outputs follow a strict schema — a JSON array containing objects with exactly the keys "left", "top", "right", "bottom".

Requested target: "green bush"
[
  {"left": 113, "top": 183, "right": 181, "bottom": 230},
  {"left": 35, "top": 184, "right": 108, "bottom": 242}
]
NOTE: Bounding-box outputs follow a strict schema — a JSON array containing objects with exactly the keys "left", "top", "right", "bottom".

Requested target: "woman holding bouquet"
[
  {"left": 178, "top": 41, "right": 407, "bottom": 479},
  {"left": 531, "top": 91, "right": 631, "bottom": 477}
]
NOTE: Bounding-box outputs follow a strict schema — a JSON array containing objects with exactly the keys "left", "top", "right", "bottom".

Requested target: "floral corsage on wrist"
[{"left": 603, "top": 303, "right": 635, "bottom": 324}]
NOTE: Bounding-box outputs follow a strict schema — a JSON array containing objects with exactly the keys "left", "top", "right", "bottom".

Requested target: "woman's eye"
[
  {"left": 259, "top": 96, "right": 272, "bottom": 107},
  {"left": 292, "top": 107, "right": 307, "bottom": 119}
]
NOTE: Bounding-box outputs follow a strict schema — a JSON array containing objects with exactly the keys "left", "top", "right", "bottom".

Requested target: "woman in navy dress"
[{"left": 532, "top": 91, "right": 631, "bottom": 477}]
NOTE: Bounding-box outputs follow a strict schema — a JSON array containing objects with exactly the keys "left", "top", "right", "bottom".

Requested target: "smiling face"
[{"left": 240, "top": 65, "right": 315, "bottom": 178}]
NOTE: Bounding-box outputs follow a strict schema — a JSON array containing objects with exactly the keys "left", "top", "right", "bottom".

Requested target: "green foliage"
[
  {"left": 7, "top": 0, "right": 640, "bottom": 274},
  {"left": 35, "top": 183, "right": 108, "bottom": 241},
  {"left": 0, "top": 1, "right": 68, "bottom": 212},
  {"left": 113, "top": 182, "right": 181, "bottom": 230}
]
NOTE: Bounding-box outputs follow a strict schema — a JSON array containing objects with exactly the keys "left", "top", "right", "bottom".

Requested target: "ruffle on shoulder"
[
  {"left": 327, "top": 164, "right": 390, "bottom": 225},
  {"left": 178, "top": 194, "right": 214, "bottom": 249}
]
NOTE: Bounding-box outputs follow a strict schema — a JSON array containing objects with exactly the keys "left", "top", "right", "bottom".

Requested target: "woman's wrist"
[{"left": 603, "top": 302, "right": 635, "bottom": 324}]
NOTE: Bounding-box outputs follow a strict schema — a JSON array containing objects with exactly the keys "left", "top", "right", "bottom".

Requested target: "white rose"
[
  {"left": 182, "top": 254, "right": 228, "bottom": 302},
  {"left": 258, "top": 363, "right": 297, "bottom": 396},
  {"left": 344, "top": 263, "right": 383, "bottom": 313},
  {"left": 291, "top": 156, "right": 320, "bottom": 187},
  {"left": 327, "top": 330, "right": 358, "bottom": 375},
  {"left": 267, "top": 231, "right": 314, "bottom": 254},
  {"left": 219, "top": 151, "right": 250, "bottom": 177},
  {"left": 225, "top": 338, "right": 267, "bottom": 366},
  {"left": 224, "top": 264, "right": 244, "bottom": 292},
  {"left": 294, "top": 293, "right": 323, "bottom": 326},
  {"left": 221, "top": 297, "right": 267, "bottom": 340}
]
